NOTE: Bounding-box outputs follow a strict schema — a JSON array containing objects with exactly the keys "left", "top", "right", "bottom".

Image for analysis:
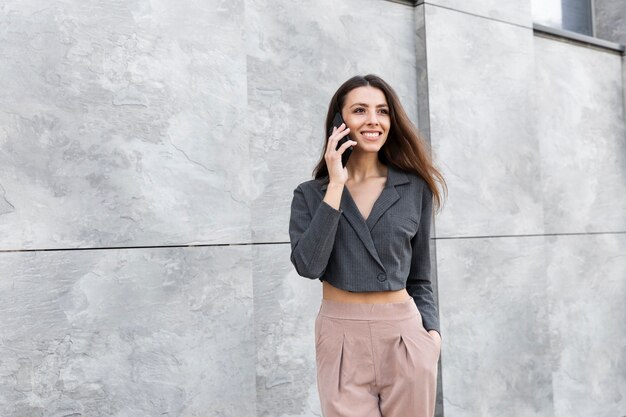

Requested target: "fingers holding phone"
[
  {"left": 326, "top": 114, "right": 356, "bottom": 185},
  {"left": 326, "top": 123, "right": 355, "bottom": 184}
]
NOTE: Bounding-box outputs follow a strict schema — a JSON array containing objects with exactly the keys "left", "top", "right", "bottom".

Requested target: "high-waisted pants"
[{"left": 315, "top": 297, "right": 440, "bottom": 417}]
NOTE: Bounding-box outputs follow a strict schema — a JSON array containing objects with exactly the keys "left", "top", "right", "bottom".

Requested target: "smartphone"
[{"left": 328, "top": 112, "right": 353, "bottom": 168}]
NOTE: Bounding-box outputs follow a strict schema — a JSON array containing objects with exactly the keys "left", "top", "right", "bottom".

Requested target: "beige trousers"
[{"left": 315, "top": 298, "right": 440, "bottom": 417}]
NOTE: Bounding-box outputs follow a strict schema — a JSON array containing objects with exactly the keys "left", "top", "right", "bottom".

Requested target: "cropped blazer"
[{"left": 288, "top": 164, "right": 440, "bottom": 334}]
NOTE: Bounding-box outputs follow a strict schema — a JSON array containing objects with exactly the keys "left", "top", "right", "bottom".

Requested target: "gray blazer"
[{"left": 288, "top": 164, "right": 440, "bottom": 334}]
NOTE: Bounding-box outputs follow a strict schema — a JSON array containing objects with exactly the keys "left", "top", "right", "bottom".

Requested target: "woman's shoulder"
[
  {"left": 392, "top": 165, "right": 428, "bottom": 188},
  {"left": 293, "top": 177, "right": 327, "bottom": 197}
]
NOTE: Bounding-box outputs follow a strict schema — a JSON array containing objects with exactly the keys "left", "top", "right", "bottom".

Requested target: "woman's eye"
[
  {"left": 379, "top": 109, "right": 389, "bottom": 114},
  {"left": 354, "top": 108, "right": 365, "bottom": 113}
]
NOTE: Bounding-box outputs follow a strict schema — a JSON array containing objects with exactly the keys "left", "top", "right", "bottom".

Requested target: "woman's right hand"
[{"left": 325, "top": 123, "right": 357, "bottom": 185}]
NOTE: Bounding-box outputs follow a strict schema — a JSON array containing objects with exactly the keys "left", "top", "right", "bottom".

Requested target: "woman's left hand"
[{"left": 428, "top": 330, "right": 442, "bottom": 349}]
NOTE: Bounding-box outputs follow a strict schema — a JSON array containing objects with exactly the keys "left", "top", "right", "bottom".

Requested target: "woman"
[{"left": 288, "top": 74, "right": 447, "bottom": 417}]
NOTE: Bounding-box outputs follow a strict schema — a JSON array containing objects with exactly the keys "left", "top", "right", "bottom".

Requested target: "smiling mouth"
[{"left": 361, "top": 131, "right": 382, "bottom": 139}]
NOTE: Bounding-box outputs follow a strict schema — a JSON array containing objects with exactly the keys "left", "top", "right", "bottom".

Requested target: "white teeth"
[{"left": 362, "top": 132, "right": 380, "bottom": 138}]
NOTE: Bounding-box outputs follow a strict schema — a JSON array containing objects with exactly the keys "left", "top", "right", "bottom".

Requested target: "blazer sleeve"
[
  {"left": 406, "top": 184, "right": 441, "bottom": 336},
  {"left": 289, "top": 184, "right": 343, "bottom": 279}
]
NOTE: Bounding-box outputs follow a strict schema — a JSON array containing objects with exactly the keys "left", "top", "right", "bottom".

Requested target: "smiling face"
[{"left": 341, "top": 86, "right": 390, "bottom": 153}]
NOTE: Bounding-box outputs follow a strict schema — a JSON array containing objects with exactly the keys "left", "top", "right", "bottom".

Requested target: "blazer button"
[{"left": 377, "top": 273, "right": 387, "bottom": 282}]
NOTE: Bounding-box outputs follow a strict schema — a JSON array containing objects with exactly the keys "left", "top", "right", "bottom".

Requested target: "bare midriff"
[{"left": 322, "top": 280, "right": 411, "bottom": 304}]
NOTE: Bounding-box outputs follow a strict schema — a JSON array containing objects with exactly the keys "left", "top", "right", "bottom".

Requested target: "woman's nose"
[{"left": 367, "top": 111, "right": 379, "bottom": 125}]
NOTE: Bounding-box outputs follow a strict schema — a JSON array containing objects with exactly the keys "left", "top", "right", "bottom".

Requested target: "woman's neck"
[{"left": 346, "top": 154, "right": 386, "bottom": 182}]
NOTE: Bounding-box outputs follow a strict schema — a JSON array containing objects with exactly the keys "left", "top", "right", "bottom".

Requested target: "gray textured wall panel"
[
  {"left": 546, "top": 233, "right": 626, "bottom": 417},
  {"left": 424, "top": 2, "right": 626, "bottom": 416},
  {"left": 247, "top": 0, "right": 419, "bottom": 242},
  {"left": 423, "top": 0, "right": 532, "bottom": 27},
  {"left": 437, "top": 236, "right": 553, "bottom": 417},
  {"left": 0, "top": 1, "right": 250, "bottom": 250},
  {"left": 254, "top": 244, "right": 322, "bottom": 417},
  {"left": 0, "top": 246, "right": 254, "bottom": 417},
  {"left": 594, "top": 0, "right": 626, "bottom": 130},
  {"left": 594, "top": 0, "right": 626, "bottom": 45},
  {"left": 414, "top": 5, "right": 432, "bottom": 144},
  {"left": 424, "top": 5, "right": 543, "bottom": 238},
  {"left": 2, "top": 0, "right": 624, "bottom": 415},
  {"left": 534, "top": 37, "right": 626, "bottom": 233}
]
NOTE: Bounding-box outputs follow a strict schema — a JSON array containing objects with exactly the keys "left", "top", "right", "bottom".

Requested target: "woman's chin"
[{"left": 352, "top": 143, "right": 384, "bottom": 154}]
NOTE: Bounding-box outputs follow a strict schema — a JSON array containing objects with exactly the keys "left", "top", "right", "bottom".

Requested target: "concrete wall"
[
  {"left": 1, "top": 0, "right": 624, "bottom": 416},
  {"left": 423, "top": 0, "right": 626, "bottom": 416},
  {"left": 534, "top": 2, "right": 626, "bottom": 414},
  {"left": 0, "top": 0, "right": 420, "bottom": 416},
  {"left": 594, "top": 0, "right": 626, "bottom": 148},
  {"left": 594, "top": 0, "right": 626, "bottom": 45}
]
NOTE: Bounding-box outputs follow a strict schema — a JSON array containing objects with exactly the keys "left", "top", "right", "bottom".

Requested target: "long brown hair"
[{"left": 312, "top": 74, "right": 447, "bottom": 213}]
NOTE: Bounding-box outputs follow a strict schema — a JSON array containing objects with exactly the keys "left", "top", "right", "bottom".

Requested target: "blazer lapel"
[
  {"left": 340, "top": 187, "right": 385, "bottom": 269},
  {"left": 318, "top": 165, "right": 410, "bottom": 271},
  {"left": 365, "top": 185, "right": 399, "bottom": 231}
]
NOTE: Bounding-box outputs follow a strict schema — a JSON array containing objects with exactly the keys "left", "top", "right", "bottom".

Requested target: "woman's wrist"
[
  {"left": 327, "top": 181, "right": 345, "bottom": 190},
  {"left": 323, "top": 182, "right": 345, "bottom": 211}
]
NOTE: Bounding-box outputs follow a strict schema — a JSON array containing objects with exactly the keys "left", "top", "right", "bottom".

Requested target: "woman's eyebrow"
[{"left": 349, "top": 102, "right": 389, "bottom": 108}]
